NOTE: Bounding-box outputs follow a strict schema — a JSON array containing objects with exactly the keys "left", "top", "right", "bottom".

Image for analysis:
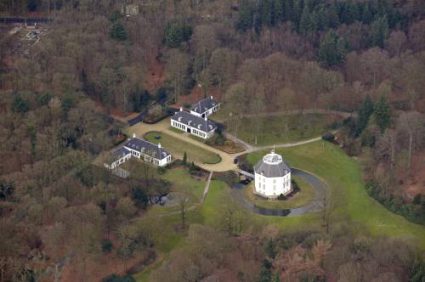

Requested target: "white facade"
[
  {"left": 125, "top": 144, "right": 172, "bottom": 167},
  {"left": 104, "top": 138, "right": 172, "bottom": 170},
  {"left": 190, "top": 104, "right": 220, "bottom": 118},
  {"left": 104, "top": 152, "right": 131, "bottom": 170},
  {"left": 171, "top": 119, "right": 215, "bottom": 139},
  {"left": 254, "top": 173, "right": 291, "bottom": 199},
  {"left": 190, "top": 96, "right": 220, "bottom": 118},
  {"left": 254, "top": 151, "right": 291, "bottom": 199}
]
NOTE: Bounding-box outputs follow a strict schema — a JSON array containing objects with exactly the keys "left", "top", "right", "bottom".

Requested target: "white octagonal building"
[{"left": 254, "top": 150, "right": 292, "bottom": 199}]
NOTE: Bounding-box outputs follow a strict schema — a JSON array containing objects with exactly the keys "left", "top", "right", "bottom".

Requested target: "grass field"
[
  {"left": 144, "top": 168, "right": 207, "bottom": 217},
  {"left": 135, "top": 141, "right": 425, "bottom": 281},
  {"left": 226, "top": 114, "right": 339, "bottom": 146},
  {"left": 200, "top": 179, "right": 322, "bottom": 234},
  {"left": 144, "top": 131, "right": 222, "bottom": 164},
  {"left": 162, "top": 168, "right": 206, "bottom": 201},
  {"left": 245, "top": 141, "right": 425, "bottom": 248},
  {"left": 132, "top": 168, "right": 206, "bottom": 253},
  {"left": 242, "top": 176, "right": 315, "bottom": 209}
]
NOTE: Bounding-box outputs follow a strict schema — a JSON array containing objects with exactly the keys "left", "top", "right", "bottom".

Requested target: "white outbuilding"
[
  {"left": 254, "top": 150, "right": 292, "bottom": 199},
  {"left": 104, "top": 136, "right": 172, "bottom": 169},
  {"left": 171, "top": 108, "right": 217, "bottom": 139},
  {"left": 190, "top": 96, "right": 220, "bottom": 118}
]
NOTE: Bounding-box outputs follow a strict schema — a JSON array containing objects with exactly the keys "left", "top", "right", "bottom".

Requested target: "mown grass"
[
  {"left": 200, "top": 179, "right": 322, "bottom": 234},
  {"left": 144, "top": 131, "right": 221, "bottom": 164},
  {"left": 246, "top": 141, "right": 425, "bottom": 248},
  {"left": 226, "top": 114, "right": 339, "bottom": 146},
  {"left": 199, "top": 180, "right": 227, "bottom": 226},
  {"left": 135, "top": 141, "right": 425, "bottom": 281},
  {"left": 242, "top": 176, "right": 315, "bottom": 210},
  {"left": 162, "top": 168, "right": 205, "bottom": 201},
  {"left": 132, "top": 168, "right": 206, "bottom": 282}
]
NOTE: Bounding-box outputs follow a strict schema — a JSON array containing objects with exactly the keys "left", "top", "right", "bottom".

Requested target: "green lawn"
[
  {"left": 200, "top": 179, "right": 322, "bottom": 234},
  {"left": 130, "top": 169, "right": 207, "bottom": 251},
  {"left": 246, "top": 141, "right": 425, "bottom": 248},
  {"left": 242, "top": 176, "right": 315, "bottom": 210},
  {"left": 144, "top": 131, "right": 221, "bottom": 164},
  {"left": 142, "top": 167, "right": 207, "bottom": 217},
  {"left": 162, "top": 168, "right": 206, "bottom": 201},
  {"left": 135, "top": 141, "right": 425, "bottom": 281},
  {"left": 226, "top": 114, "right": 339, "bottom": 146}
]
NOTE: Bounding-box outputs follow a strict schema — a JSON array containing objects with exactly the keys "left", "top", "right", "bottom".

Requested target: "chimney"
[
  {"left": 204, "top": 116, "right": 207, "bottom": 121},
  {"left": 180, "top": 107, "right": 183, "bottom": 111},
  {"left": 158, "top": 143, "right": 162, "bottom": 149}
]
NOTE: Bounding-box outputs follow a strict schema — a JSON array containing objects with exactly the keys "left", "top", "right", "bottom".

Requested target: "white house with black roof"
[
  {"left": 254, "top": 150, "right": 292, "bottom": 199},
  {"left": 123, "top": 136, "right": 172, "bottom": 166},
  {"left": 104, "top": 147, "right": 132, "bottom": 170},
  {"left": 104, "top": 136, "right": 172, "bottom": 169},
  {"left": 190, "top": 96, "right": 220, "bottom": 118},
  {"left": 171, "top": 108, "right": 217, "bottom": 139}
]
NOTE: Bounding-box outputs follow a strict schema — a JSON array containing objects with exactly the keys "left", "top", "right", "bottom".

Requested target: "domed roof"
[{"left": 254, "top": 150, "right": 291, "bottom": 178}]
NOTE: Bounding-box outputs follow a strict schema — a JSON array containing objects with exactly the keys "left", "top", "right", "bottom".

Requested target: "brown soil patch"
[
  {"left": 172, "top": 86, "right": 223, "bottom": 108},
  {"left": 0, "top": 152, "right": 31, "bottom": 174},
  {"left": 402, "top": 151, "right": 425, "bottom": 200},
  {"left": 60, "top": 250, "right": 154, "bottom": 282},
  {"left": 415, "top": 97, "right": 425, "bottom": 113},
  {"left": 144, "top": 57, "right": 165, "bottom": 93},
  {"left": 211, "top": 140, "right": 246, "bottom": 154},
  {"left": 93, "top": 100, "right": 138, "bottom": 122}
]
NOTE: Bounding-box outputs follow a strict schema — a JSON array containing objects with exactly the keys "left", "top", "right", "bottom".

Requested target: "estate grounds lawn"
[
  {"left": 226, "top": 113, "right": 340, "bottom": 146},
  {"left": 132, "top": 167, "right": 206, "bottom": 251},
  {"left": 245, "top": 141, "right": 425, "bottom": 248},
  {"left": 144, "top": 131, "right": 221, "bottom": 165},
  {"left": 134, "top": 141, "right": 425, "bottom": 281},
  {"left": 242, "top": 176, "right": 315, "bottom": 210},
  {"left": 148, "top": 167, "right": 207, "bottom": 215}
]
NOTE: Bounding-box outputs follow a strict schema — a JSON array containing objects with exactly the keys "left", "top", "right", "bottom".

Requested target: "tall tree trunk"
[{"left": 408, "top": 133, "right": 413, "bottom": 172}]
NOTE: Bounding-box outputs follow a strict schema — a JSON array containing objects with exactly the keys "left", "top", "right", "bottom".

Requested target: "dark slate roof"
[
  {"left": 254, "top": 156, "right": 291, "bottom": 178},
  {"left": 123, "top": 138, "right": 171, "bottom": 160},
  {"left": 111, "top": 147, "right": 131, "bottom": 161},
  {"left": 191, "top": 96, "right": 219, "bottom": 114},
  {"left": 171, "top": 111, "right": 217, "bottom": 132}
]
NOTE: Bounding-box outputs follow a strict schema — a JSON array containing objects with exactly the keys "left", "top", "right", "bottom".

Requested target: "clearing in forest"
[{"left": 223, "top": 113, "right": 341, "bottom": 146}]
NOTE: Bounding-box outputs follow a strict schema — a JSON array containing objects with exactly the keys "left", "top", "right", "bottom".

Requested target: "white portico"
[{"left": 254, "top": 150, "right": 292, "bottom": 199}]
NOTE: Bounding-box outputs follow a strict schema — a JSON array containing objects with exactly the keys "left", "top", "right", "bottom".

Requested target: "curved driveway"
[
  {"left": 126, "top": 119, "right": 238, "bottom": 172},
  {"left": 126, "top": 118, "right": 326, "bottom": 172},
  {"left": 231, "top": 168, "right": 328, "bottom": 217},
  {"left": 126, "top": 117, "right": 330, "bottom": 216}
]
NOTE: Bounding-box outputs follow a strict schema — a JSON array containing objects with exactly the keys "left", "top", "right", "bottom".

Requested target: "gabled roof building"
[
  {"left": 190, "top": 96, "right": 220, "bottom": 118},
  {"left": 123, "top": 136, "right": 172, "bottom": 166},
  {"left": 171, "top": 108, "right": 217, "bottom": 139},
  {"left": 104, "top": 147, "right": 132, "bottom": 170},
  {"left": 104, "top": 136, "right": 172, "bottom": 169}
]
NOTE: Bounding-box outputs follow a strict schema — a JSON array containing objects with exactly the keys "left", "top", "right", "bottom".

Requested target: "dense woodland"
[{"left": 1, "top": 0, "right": 425, "bottom": 281}]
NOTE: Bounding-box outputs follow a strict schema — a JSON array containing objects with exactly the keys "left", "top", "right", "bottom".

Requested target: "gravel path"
[
  {"left": 201, "top": 171, "right": 213, "bottom": 203},
  {"left": 126, "top": 118, "right": 328, "bottom": 172}
]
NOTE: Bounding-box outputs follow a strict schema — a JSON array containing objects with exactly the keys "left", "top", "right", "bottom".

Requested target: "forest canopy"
[{"left": 1, "top": 0, "right": 425, "bottom": 281}]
